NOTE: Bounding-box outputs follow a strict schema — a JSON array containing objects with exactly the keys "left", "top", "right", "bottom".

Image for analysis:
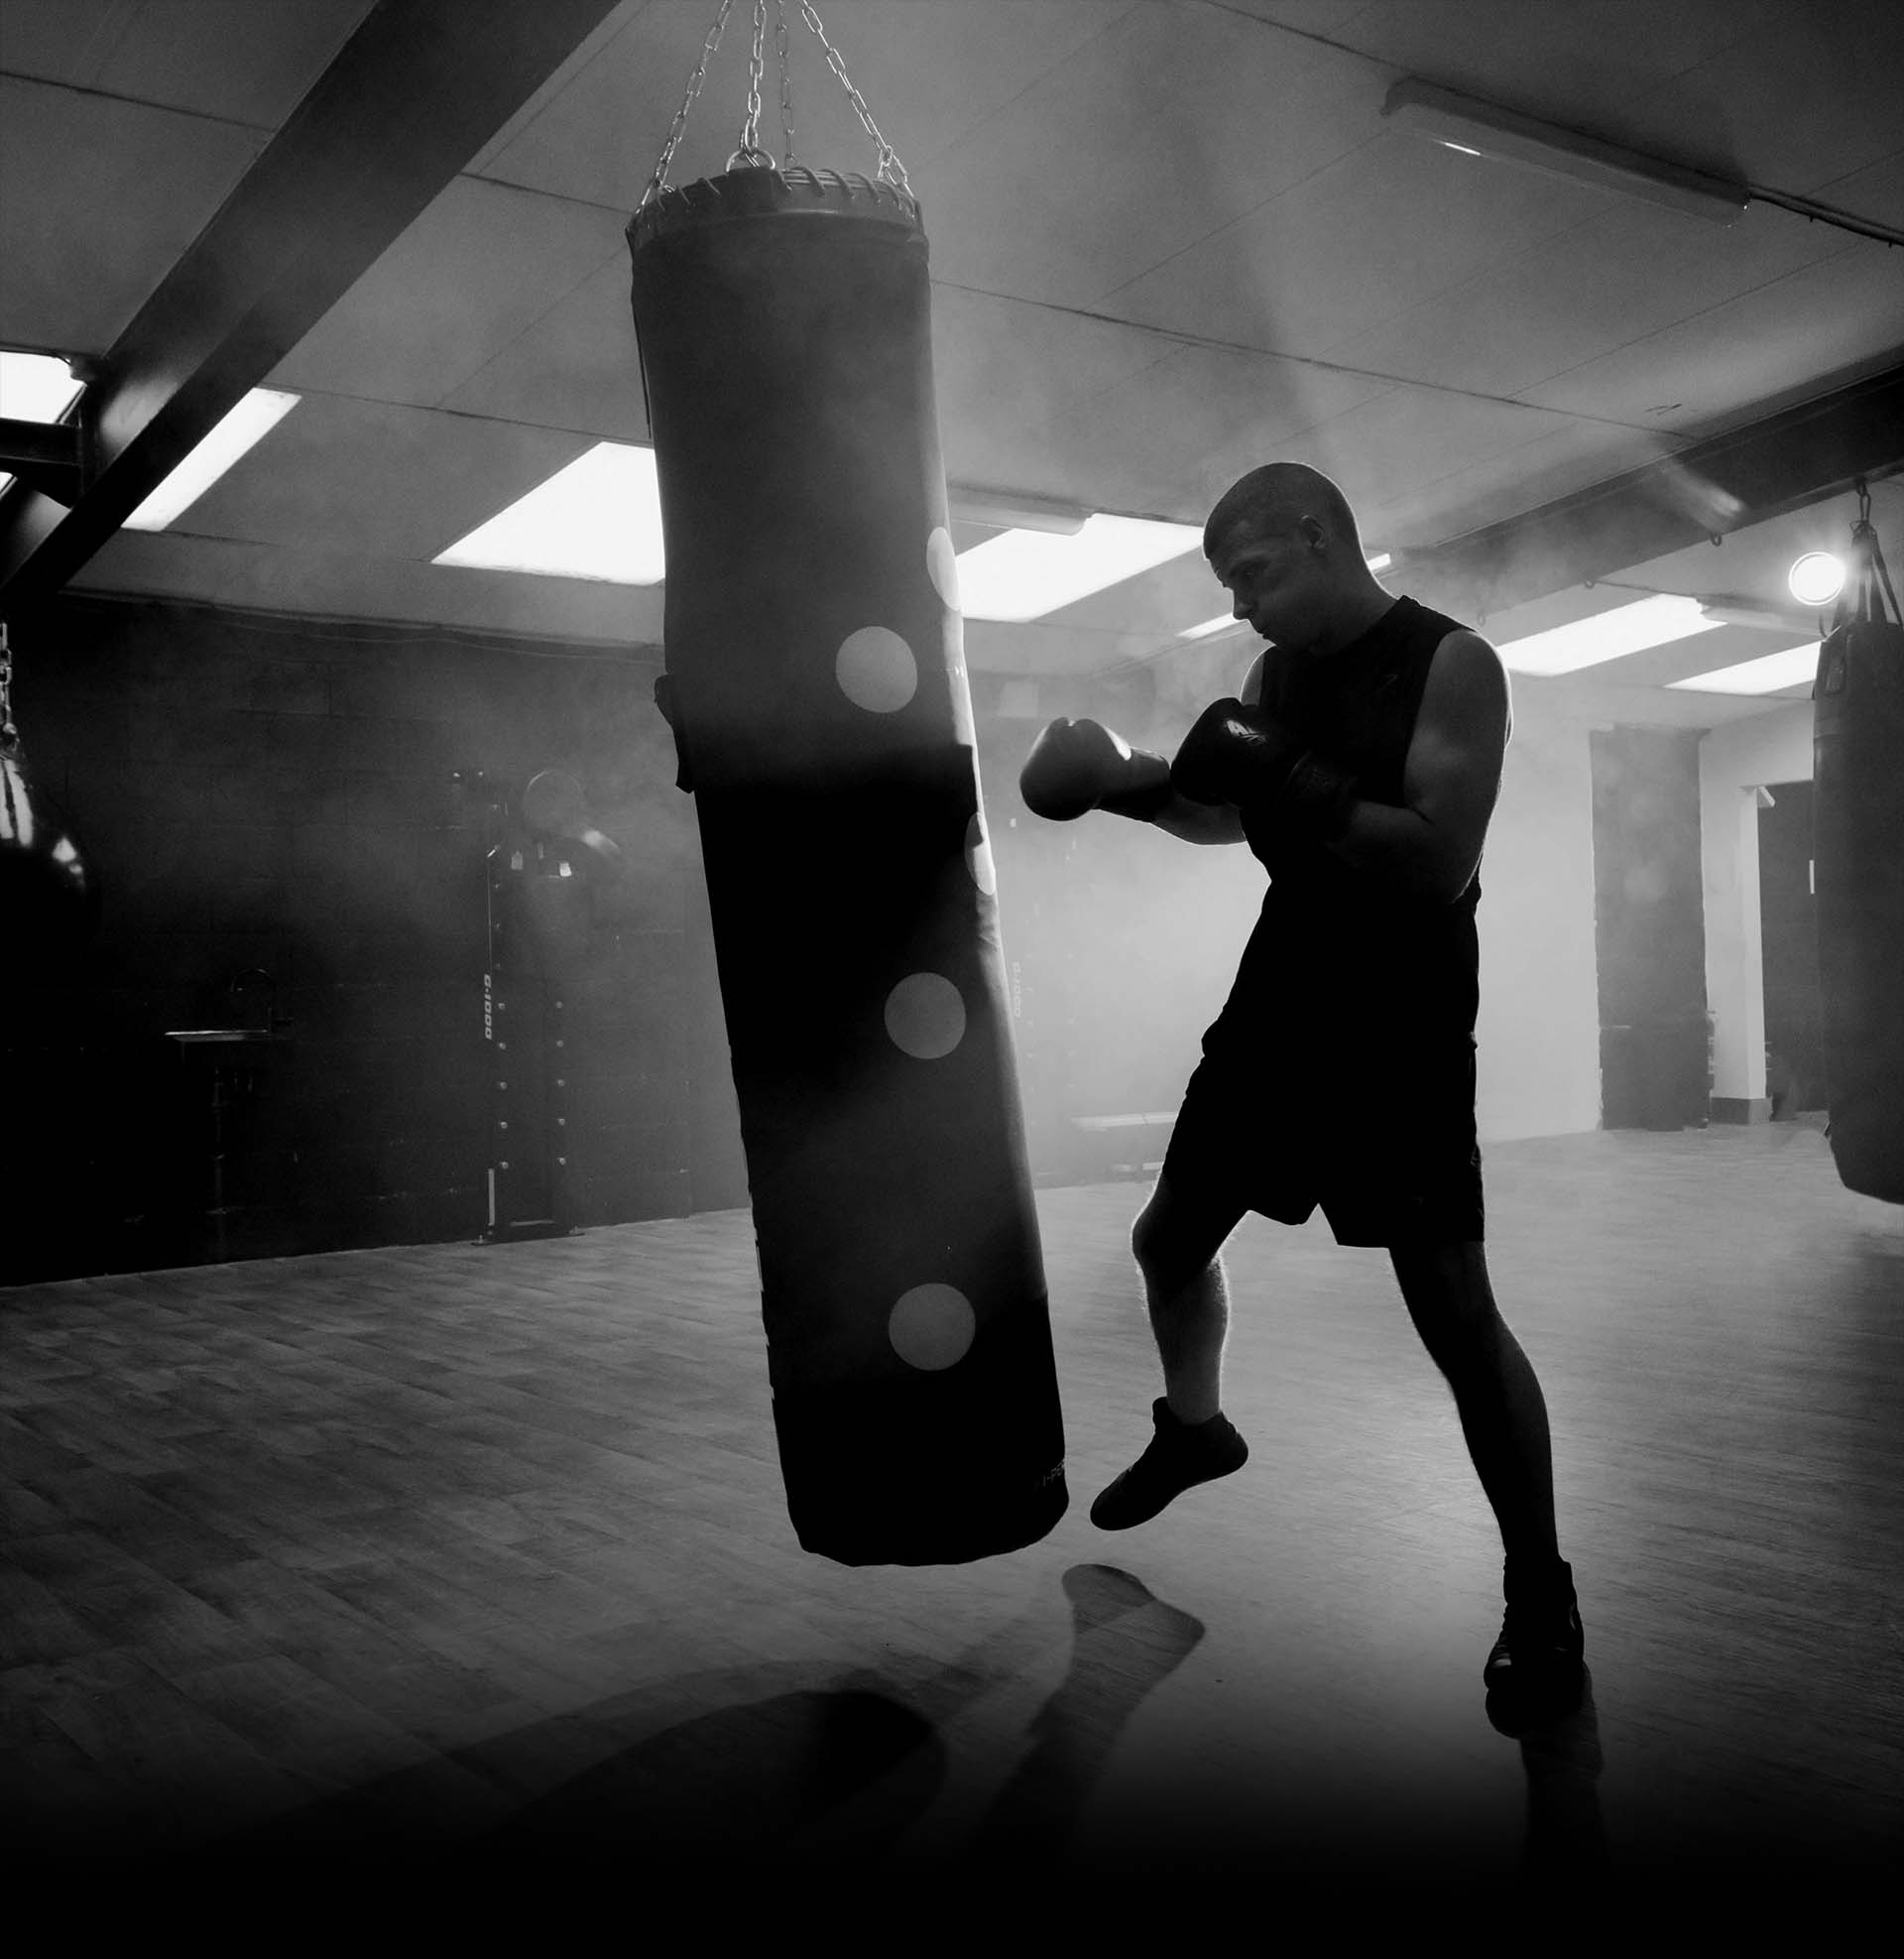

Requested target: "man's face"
[{"left": 1209, "top": 523, "right": 1332, "bottom": 652}]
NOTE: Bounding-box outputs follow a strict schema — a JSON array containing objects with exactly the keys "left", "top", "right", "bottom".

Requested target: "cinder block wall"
[{"left": 3, "top": 595, "right": 708, "bottom": 1283}]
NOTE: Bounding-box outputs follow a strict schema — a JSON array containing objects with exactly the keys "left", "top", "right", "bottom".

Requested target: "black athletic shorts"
[{"left": 1159, "top": 1032, "right": 1485, "bottom": 1248}]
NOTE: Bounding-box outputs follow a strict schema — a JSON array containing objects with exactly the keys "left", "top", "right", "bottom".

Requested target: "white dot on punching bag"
[
  {"left": 926, "top": 527, "right": 960, "bottom": 609},
  {"left": 889, "top": 1283, "right": 976, "bottom": 1371},
  {"left": 836, "top": 626, "right": 917, "bottom": 713},
  {"left": 965, "top": 812, "right": 996, "bottom": 896},
  {"left": 885, "top": 971, "right": 965, "bottom": 1058}
]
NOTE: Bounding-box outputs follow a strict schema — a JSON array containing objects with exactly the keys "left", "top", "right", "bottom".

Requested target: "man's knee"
[
  {"left": 1132, "top": 1175, "right": 1237, "bottom": 1295},
  {"left": 1390, "top": 1240, "right": 1502, "bottom": 1365}
]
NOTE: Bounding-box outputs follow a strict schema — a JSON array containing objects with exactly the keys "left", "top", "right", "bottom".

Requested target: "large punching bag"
[
  {"left": 629, "top": 163, "right": 1068, "bottom": 1564},
  {"left": 1811, "top": 501, "right": 1904, "bottom": 1205}
]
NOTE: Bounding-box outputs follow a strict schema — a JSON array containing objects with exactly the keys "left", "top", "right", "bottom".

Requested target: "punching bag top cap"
[{"left": 628, "top": 164, "right": 922, "bottom": 255}]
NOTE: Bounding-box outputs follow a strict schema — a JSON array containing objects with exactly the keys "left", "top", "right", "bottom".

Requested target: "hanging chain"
[
  {"left": 0, "top": 619, "right": 17, "bottom": 755},
  {"left": 641, "top": 0, "right": 910, "bottom": 201},
  {"left": 731, "top": 0, "right": 772, "bottom": 167},
  {"left": 1845, "top": 476, "right": 1901, "bottom": 626},
  {"left": 641, "top": 0, "right": 737, "bottom": 208},
  {"left": 774, "top": 0, "right": 795, "bottom": 167},
  {"left": 797, "top": 0, "right": 910, "bottom": 191}
]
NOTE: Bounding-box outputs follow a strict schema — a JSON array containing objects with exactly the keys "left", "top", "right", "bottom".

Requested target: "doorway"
[{"left": 1757, "top": 779, "right": 1828, "bottom": 1118}]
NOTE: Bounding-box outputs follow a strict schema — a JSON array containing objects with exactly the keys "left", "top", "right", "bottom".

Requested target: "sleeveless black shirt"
[{"left": 1208, "top": 593, "right": 1488, "bottom": 1075}]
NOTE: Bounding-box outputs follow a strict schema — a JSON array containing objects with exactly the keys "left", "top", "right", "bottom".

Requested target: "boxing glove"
[
  {"left": 1020, "top": 718, "right": 1173, "bottom": 822},
  {"left": 1171, "top": 697, "right": 1359, "bottom": 842}
]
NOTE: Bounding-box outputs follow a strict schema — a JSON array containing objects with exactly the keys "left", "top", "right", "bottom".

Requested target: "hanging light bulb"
[{"left": 1788, "top": 551, "right": 1844, "bottom": 606}]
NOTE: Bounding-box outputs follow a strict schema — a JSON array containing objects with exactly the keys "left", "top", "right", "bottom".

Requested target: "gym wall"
[
  {"left": 3, "top": 595, "right": 705, "bottom": 1285},
  {"left": 1591, "top": 727, "right": 1712, "bottom": 1131}
]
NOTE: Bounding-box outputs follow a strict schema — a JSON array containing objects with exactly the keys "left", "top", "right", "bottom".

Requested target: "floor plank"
[{"left": 2, "top": 1120, "right": 1898, "bottom": 1927}]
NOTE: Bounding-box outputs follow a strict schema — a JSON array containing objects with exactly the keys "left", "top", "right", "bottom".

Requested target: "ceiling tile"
[
  {"left": 0, "top": 76, "right": 264, "bottom": 352},
  {"left": 1101, "top": 125, "right": 1610, "bottom": 357},
  {"left": 473, "top": 0, "right": 1139, "bottom": 214},
  {"left": 162, "top": 395, "right": 595, "bottom": 561},
  {"left": 900, "top": 2, "right": 1379, "bottom": 309},
  {"left": 1810, "top": 147, "right": 1904, "bottom": 231},
  {"left": 271, "top": 179, "right": 627, "bottom": 408},
  {"left": 1025, "top": 343, "right": 1391, "bottom": 520},
  {"left": 931, "top": 284, "right": 1178, "bottom": 492},
  {"left": 0, "top": 0, "right": 372, "bottom": 125},
  {"left": 1518, "top": 244, "right": 1904, "bottom": 427},
  {"left": 0, "top": 2, "right": 142, "bottom": 80},
  {"left": 1254, "top": 384, "right": 1577, "bottom": 538},
  {"left": 1625, "top": 0, "right": 1904, "bottom": 193},
  {"left": 1317, "top": 198, "right": 1848, "bottom": 403},
  {"left": 442, "top": 255, "right": 649, "bottom": 440}
]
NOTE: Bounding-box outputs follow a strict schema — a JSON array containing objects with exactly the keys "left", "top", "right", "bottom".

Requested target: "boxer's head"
[{"left": 1204, "top": 463, "right": 1384, "bottom": 655}]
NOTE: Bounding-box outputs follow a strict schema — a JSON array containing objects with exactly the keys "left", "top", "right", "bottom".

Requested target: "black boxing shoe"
[
  {"left": 1090, "top": 1398, "right": 1250, "bottom": 1530},
  {"left": 1484, "top": 1556, "right": 1586, "bottom": 1711}
]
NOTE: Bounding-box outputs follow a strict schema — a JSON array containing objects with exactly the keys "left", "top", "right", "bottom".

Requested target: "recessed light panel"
[
  {"left": 123, "top": 390, "right": 300, "bottom": 531},
  {"left": 1668, "top": 643, "right": 1821, "bottom": 695},
  {"left": 1495, "top": 594, "right": 1722, "bottom": 675},
  {"left": 956, "top": 514, "right": 1203, "bottom": 622},
  {"left": 434, "top": 442, "right": 666, "bottom": 583}
]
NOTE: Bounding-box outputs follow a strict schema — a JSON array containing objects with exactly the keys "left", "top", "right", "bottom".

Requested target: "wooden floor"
[{"left": 3, "top": 1119, "right": 1899, "bottom": 1931}]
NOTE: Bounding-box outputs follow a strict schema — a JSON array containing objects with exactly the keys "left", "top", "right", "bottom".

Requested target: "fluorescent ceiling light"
[
  {"left": 0, "top": 350, "right": 86, "bottom": 495},
  {"left": 434, "top": 441, "right": 665, "bottom": 583},
  {"left": 1381, "top": 76, "right": 1748, "bottom": 224},
  {"left": 957, "top": 513, "right": 1203, "bottom": 622},
  {"left": 0, "top": 349, "right": 84, "bottom": 421},
  {"left": 1668, "top": 643, "right": 1820, "bottom": 696},
  {"left": 1495, "top": 594, "right": 1722, "bottom": 675},
  {"left": 122, "top": 389, "right": 299, "bottom": 531}
]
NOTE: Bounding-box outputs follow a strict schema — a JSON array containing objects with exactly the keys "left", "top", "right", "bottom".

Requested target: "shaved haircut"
[{"left": 1205, "top": 463, "right": 1364, "bottom": 560}]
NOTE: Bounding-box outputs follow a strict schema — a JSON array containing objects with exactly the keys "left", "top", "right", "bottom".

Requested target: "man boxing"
[{"left": 1018, "top": 462, "right": 1584, "bottom": 1710}]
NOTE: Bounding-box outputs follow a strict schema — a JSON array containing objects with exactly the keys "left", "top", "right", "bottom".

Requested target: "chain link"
[
  {"left": 641, "top": 0, "right": 737, "bottom": 208},
  {"left": 642, "top": 0, "right": 909, "bottom": 202},
  {"left": 732, "top": 0, "right": 770, "bottom": 166},
  {"left": 774, "top": 0, "right": 795, "bottom": 167},
  {"left": 797, "top": 0, "right": 910, "bottom": 191}
]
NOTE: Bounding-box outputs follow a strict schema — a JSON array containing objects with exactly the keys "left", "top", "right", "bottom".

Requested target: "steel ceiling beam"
[
  {"left": 0, "top": 0, "right": 626, "bottom": 613},
  {"left": 1399, "top": 359, "right": 1904, "bottom": 626}
]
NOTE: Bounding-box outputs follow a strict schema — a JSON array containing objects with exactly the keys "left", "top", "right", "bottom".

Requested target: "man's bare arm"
[{"left": 1324, "top": 631, "right": 1510, "bottom": 901}]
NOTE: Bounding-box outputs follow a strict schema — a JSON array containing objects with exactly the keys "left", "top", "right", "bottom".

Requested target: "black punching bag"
[
  {"left": 629, "top": 166, "right": 1068, "bottom": 1565},
  {"left": 1812, "top": 517, "right": 1904, "bottom": 1205},
  {"left": 1, "top": 631, "right": 103, "bottom": 997}
]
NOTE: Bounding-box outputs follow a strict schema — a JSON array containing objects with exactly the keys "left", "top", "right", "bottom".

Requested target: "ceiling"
[{"left": 2, "top": 0, "right": 1901, "bottom": 724}]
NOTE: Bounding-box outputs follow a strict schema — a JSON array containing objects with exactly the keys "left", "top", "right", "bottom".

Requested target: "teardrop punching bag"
[
  {"left": 629, "top": 166, "right": 1068, "bottom": 1564},
  {"left": 1812, "top": 512, "right": 1904, "bottom": 1205}
]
